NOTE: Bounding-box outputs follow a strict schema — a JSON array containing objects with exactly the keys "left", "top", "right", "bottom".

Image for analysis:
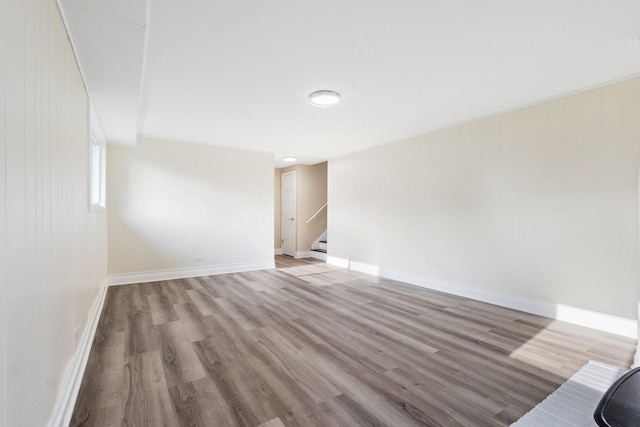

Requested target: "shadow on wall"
[{"left": 107, "top": 141, "right": 274, "bottom": 276}]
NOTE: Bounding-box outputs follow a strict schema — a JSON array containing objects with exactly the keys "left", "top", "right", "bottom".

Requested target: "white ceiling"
[
  {"left": 60, "top": 0, "right": 147, "bottom": 145},
  {"left": 61, "top": 0, "right": 640, "bottom": 167}
]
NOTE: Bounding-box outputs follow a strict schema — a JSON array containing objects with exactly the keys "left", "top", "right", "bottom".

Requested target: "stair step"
[{"left": 312, "top": 248, "right": 327, "bottom": 253}]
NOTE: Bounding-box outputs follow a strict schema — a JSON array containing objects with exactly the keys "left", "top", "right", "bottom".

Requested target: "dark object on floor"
[{"left": 594, "top": 366, "right": 640, "bottom": 426}]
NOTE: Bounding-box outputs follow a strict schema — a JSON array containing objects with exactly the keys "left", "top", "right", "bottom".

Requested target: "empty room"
[{"left": 3, "top": 0, "right": 640, "bottom": 426}]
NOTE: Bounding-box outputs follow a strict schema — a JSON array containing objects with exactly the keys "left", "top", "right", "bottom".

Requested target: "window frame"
[{"left": 89, "top": 107, "right": 106, "bottom": 212}]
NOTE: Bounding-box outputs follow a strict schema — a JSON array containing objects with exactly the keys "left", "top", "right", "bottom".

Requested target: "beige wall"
[
  {"left": 274, "top": 168, "right": 282, "bottom": 250},
  {"left": 108, "top": 139, "right": 274, "bottom": 275},
  {"left": 1, "top": 0, "right": 109, "bottom": 425},
  {"left": 280, "top": 163, "right": 328, "bottom": 254},
  {"left": 298, "top": 162, "right": 328, "bottom": 252},
  {"left": 329, "top": 78, "right": 640, "bottom": 319}
]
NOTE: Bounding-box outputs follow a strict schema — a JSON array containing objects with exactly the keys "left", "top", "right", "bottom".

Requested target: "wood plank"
[
  {"left": 148, "top": 294, "right": 179, "bottom": 325},
  {"left": 215, "top": 295, "right": 265, "bottom": 331},
  {"left": 173, "top": 302, "right": 220, "bottom": 342},
  {"left": 185, "top": 288, "right": 221, "bottom": 316},
  {"left": 157, "top": 322, "right": 207, "bottom": 388},
  {"left": 168, "top": 377, "right": 238, "bottom": 427},
  {"left": 72, "top": 256, "right": 637, "bottom": 426},
  {"left": 121, "top": 352, "right": 180, "bottom": 427},
  {"left": 71, "top": 331, "right": 125, "bottom": 426},
  {"left": 192, "top": 338, "right": 269, "bottom": 426},
  {"left": 124, "top": 288, "right": 160, "bottom": 356},
  {"left": 258, "top": 418, "right": 286, "bottom": 427}
]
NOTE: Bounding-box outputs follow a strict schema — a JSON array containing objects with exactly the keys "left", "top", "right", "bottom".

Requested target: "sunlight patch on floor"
[{"left": 511, "top": 361, "right": 624, "bottom": 426}]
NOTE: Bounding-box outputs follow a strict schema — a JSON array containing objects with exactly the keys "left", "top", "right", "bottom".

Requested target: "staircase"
[{"left": 311, "top": 231, "right": 327, "bottom": 260}]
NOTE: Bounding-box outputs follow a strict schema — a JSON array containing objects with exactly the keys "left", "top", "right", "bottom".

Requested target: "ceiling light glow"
[
  {"left": 282, "top": 156, "right": 297, "bottom": 162},
  {"left": 309, "top": 90, "right": 340, "bottom": 107}
]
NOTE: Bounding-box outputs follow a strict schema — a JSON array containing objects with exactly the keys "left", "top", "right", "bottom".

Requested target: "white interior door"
[{"left": 281, "top": 171, "right": 296, "bottom": 257}]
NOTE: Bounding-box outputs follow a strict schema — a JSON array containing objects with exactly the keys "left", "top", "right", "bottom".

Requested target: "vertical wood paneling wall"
[
  {"left": 1, "top": 0, "right": 108, "bottom": 426},
  {"left": 0, "top": 0, "right": 7, "bottom": 425}
]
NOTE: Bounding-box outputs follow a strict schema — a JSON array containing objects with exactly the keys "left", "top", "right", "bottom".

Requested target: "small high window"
[{"left": 89, "top": 108, "right": 106, "bottom": 212}]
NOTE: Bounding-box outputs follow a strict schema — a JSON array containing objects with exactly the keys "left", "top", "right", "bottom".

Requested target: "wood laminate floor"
[{"left": 71, "top": 256, "right": 636, "bottom": 427}]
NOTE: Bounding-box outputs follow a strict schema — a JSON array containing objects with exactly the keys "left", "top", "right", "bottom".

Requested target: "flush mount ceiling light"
[
  {"left": 309, "top": 90, "right": 341, "bottom": 107},
  {"left": 282, "top": 156, "right": 297, "bottom": 162}
]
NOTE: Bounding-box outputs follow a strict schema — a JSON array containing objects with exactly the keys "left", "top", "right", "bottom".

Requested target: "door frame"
[{"left": 281, "top": 171, "right": 296, "bottom": 257}]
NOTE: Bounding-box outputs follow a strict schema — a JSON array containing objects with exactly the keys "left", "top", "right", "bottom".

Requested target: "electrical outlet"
[{"left": 194, "top": 255, "right": 203, "bottom": 262}]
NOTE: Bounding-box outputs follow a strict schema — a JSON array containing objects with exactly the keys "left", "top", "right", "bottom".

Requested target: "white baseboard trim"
[
  {"left": 326, "top": 256, "right": 636, "bottom": 338},
  {"left": 380, "top": 267, "right": 636, "bottom": 338},
  {"left": 327, "top": 255, "right": 349, "bottom": 268},
  {"left": 47, "top": 279, "right": 109, "bottom": 427},
  {"left": 350, "top": 260, "right": 380, "bottom": 276},
  {"left": 295, "top": 251, "right": 313, "bottom": 259},
  {"left": 309, "top": 251, "right": 327, "bottom": 261},
  {"left": 107, "top": 260, "right": 276, "bottom": 286},
  {"left": 274, "top": 248, "right": 283, "bottom": 255}
]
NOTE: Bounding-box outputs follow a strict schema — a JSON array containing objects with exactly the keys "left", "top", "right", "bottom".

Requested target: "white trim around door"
[{"left": 281, "top": 171, "right": 296, "bottom": 257}]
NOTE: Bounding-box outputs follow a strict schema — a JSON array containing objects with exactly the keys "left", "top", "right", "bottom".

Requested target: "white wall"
[
  {"left": 329, "top": 78, "right": 640, "bottom": 320},
  {"left": 1, "top": 0, "right": 109, "bottom": 425},
  {"left": 108, "top": 139, "right": 274, "bottom": 278}
]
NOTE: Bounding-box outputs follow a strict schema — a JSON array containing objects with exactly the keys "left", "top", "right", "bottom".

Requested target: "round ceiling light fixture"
[
  {"left": 309, "top": 90, "right": 341, "bottom": 107},
  {"left": 282, "top": 156, "right": 297, "bottom": 162}
]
